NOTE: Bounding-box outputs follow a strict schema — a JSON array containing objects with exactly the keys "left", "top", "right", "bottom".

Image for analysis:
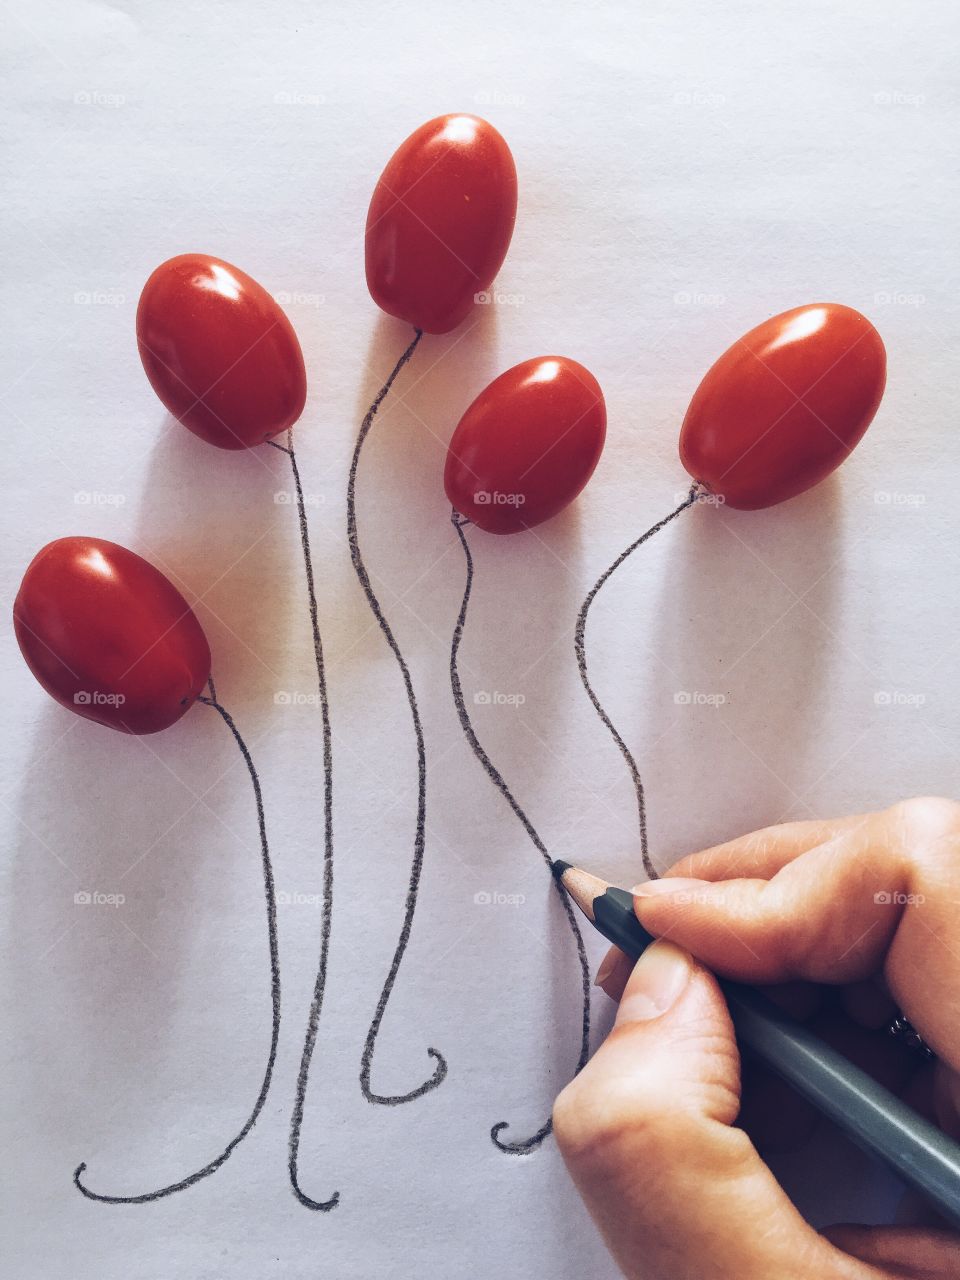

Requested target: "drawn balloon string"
[
  {"left": 353, "top": 111, "right": 518, "bottom": 1105},
  {"left": 574, "top": 488, "right": 700, "bottom": 883},
  {"left": 137, "top": 253, "right": 340, "bottom": 1209},
  {"left": 12, "top": 539, "right": 281, "bottom": 1204},
  {"left": 575, "top": 302, "right": 888, "bottom": 881},
  {"left": 347, "top": 326, "right": 446, "bottom": 1108},
  {"left": 445, "top": 355, "right": 607, "bottom": 1151}
]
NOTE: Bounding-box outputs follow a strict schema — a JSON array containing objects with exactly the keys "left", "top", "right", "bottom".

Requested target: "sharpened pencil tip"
[{"left": 552, "top": 859, "right": 573, "bottom": 879}]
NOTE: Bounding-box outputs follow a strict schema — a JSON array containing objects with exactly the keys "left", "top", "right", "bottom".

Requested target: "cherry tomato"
[
  {"left": 365, "top": 114, "right": 518, "bottom": 335},
  {"left": 679, "top": 303, "right": 886, "bottom": 509},
  {"left": 444, "top": 357, "right": 606, "bottom": 533},
  {"left": 13, "top": 537, "right": 211, "bottom": 734},
  {"left": 137, "top": 254, "right": 307, "bottom": 451}
]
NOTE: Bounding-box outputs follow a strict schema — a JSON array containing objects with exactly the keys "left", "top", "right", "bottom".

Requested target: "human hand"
[{"left": 553, "top": 798, "right": 960, "bottom": 1279}]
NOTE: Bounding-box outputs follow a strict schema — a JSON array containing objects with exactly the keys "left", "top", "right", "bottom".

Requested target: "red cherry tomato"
[
  {"left": 13, "top": 537, "right": 211, "bottom": 734},
  {"left": 137, "top": 254, "right": 306, "bottom": 451},
  {"left": 679, "top": 302, "right": 886, "bottom": 510},
  {"left": 444, "top": 357, "right": 606, "bottom": 533},
  {"left": 365, "top": 114, "right": 518, "bottom": 335}
]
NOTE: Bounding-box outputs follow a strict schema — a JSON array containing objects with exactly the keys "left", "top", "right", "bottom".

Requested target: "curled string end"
[
  {"left": 361, "top": 1047, "right": 448, "bottom": 1106},
  {"left": 289, "top": 1172, "right": 341, "bottom": 1213},
  {"left": 489, "top": 1118, "right": 553, "bottom": 1155}
]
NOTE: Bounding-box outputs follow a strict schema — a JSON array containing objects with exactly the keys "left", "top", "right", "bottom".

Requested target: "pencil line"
[
  {"left": 347, "top": 329, "right": 448, "bottom": 1105},
  {"left": 449, "top": 510, "right": 591, "bottom": 1154},
  {"left": 574, "top": 489, "right": 698, "bottom": 880},
  {"left": 267, "top": 433, "right": 339, "bottom": 1211},
  {"left": 73, "top": 678, "right": 281, "bottom": 1204}
]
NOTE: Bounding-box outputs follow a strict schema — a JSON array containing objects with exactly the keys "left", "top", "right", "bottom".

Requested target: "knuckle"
[
  {"left": 891, "top": 794, "right": 960, "bottom": 829},
  {"left": 889, "top": 796, "right": 960, "bottom": 857},
  {"left": 778, "top": 907, "right": 821, "bottom": 976},
  {"left": 757, "top": 880, "right": 817, "bottom": 977}
]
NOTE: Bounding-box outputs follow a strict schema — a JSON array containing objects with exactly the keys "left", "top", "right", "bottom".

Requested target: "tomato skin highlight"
[
  {"left": 679, "top": 303, "right": 886, "bottom": 510},
  {"left": 13, "top": 537, "right": 211, "bottom": 734},
  {"left": 444, "top": 356, "right": 606, "bottom": 534},
  {"left": 137, "top": 253, "right": 307, "bottom": 451},
  {"left": 365, "top": 114, "right": 518, "bottom": 335}
]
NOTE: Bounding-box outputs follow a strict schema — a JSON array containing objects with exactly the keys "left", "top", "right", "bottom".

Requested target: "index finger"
[{"left": 636, "top": 798, "right": 960, "bottom": 1068}]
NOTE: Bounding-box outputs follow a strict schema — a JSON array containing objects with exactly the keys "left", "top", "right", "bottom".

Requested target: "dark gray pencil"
[{"left": 554, "top": 860, "right": 960, "bottom": 1227}]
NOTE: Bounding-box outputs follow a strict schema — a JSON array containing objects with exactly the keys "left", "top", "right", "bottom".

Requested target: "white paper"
[{"left": 2, "top": 1, "right": 956, "bottom": 1274}]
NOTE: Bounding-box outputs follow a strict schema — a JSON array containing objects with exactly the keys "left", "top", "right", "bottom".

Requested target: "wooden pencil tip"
[{"left": 551, "top": 862, "right": 611, "bottom": 924}]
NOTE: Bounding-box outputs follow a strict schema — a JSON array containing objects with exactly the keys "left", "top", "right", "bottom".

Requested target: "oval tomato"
[
  {"left": 679, "top": 303, "right": 886, "bottom": 509},
  {"left": 13, "top": 537, "right": 211, "bottom": 734},
  {"left": 365, "top": 114, "right": 518, "bottom": 335},
  {"left": 137, "top": 253, "right": 307, "bottom": 451},
  {"left": 444, "top": 357, "right": 606, "bottom": 533}
]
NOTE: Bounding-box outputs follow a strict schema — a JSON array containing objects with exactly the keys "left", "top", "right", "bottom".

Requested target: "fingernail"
[
  {"left": 633, "top": 876, "right": 709, "bottom": 899},
  {"left": 615, "top": 940, "right": 693, "bottom": 1025},
  {"left": 594, "top": 952, "right": 617, "bottom": 988}
]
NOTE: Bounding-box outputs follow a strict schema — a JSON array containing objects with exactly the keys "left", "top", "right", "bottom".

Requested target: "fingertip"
[
  {"left": 632, "top": 877, "right": 723, "bottom": 935},
  {"left": 594, "top": 946, "right": 632, "bottom": 1000},
  {"left": 632, "top": 877, "right": 712, "bottom": 908}
]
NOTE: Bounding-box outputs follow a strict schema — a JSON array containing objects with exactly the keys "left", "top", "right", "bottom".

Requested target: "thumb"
[{"left": 553, "top": 940, "right": 869, "bottom": 1280}]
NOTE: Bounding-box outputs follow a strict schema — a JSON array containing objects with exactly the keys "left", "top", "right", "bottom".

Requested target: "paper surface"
[{"left": 2, "top": 1, "right": 957, "bottom": 1275}]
